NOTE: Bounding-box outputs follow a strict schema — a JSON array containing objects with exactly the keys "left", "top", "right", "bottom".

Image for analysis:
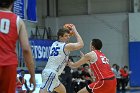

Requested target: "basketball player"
[
  {"left": 0, "top": 0, "right": 36, "bottom": 93},
  {"left": 39, "top": 24, "right": 84, "bottom": 93},
  {"left": 68, "top": 39, "right": 116, "bottom": 93}
]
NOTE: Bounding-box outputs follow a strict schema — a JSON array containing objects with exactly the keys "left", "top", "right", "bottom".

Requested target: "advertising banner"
[{"left": 30, "top": 39, "right": 54, "bottom": 61}]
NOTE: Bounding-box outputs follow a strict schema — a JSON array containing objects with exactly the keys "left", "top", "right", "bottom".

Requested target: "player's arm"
[
  {"left": 18, "top": 18, "right": 36, "bottom": 91},
  {"left": 65, "top": 25, "right": 84, "bottom": 51},
  {"left": 68, "top": 52, "right": 94, "bottom": 68}
]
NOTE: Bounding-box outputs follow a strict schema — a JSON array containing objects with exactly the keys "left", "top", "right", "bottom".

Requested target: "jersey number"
[
  {"left": 50, "top": 47, "right": 60, "bottom": 56},
  {"left": 0, "top": 18, "right": 10, "bottom": 34},
  {"left": 100, "top": 56, "right": 109, "bottom": 64}
]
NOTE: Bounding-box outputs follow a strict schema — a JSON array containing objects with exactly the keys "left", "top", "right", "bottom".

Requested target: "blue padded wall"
[{"left": 129, "top": 42, "right": 140, "bottom": 87}]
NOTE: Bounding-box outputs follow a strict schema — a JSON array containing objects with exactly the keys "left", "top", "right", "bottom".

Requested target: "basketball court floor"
[{"left": 117, "top": 88, "right": 140, "bottom": 93}]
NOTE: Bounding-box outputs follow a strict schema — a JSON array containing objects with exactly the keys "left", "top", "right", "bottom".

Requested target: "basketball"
[
  {"left": 63, "top": 24, "right": 72, "bottom": 30},
  {"left": 63, "top": 24, "right": 74, "bottom": 36}
]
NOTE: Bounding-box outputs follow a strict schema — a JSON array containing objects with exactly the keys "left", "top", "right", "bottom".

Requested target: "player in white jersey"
[{"left": 39, "top": 24, "right": 84, "bottom": 93}]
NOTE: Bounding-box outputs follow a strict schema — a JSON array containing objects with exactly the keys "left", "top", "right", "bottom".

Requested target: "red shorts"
[
  {"left": 87, "top": 77, "right": 117, "bottom": 93},
  {"left": 0, "top": 65, "right": 17, "bottom": 93}
]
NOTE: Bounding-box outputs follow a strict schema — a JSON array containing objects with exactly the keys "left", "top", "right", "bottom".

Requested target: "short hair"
[
  {"left": 57, "top": 28, "right": 70, "bottom": 39},
  {"left": 112, "top": 64, "right": 117, "bottom": 67},
  {"left": 91, "top": 39, "right": 102, "bottom": 50},
  {"left": 124, "top": 65, "right": 128, "bottom": 69},
  {"left": 0, "top": 0, "right": 15, "bottom": 8}
]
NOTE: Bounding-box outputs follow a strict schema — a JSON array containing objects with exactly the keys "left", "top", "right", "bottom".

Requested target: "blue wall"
[{"left": 129, "top": 42, "right": 140, "bottom": 87}]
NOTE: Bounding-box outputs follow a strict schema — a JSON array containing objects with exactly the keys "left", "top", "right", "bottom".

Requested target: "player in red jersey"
[
  {"left": 68, "top": 39, "right": 116, "bottom": 93},
  {"left": 0, "top": 0, "right": 36, "bottom": 93}
]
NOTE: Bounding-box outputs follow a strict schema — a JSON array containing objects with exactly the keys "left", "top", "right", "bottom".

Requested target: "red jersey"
[
  {"left": 120, "top": 68, "right": 129, "bottom": 78},
  {"left": 90, "top": 50, "right": 115, "bottom": 80},
  {"left": 0, "top": 11, "right": 18, "bottom": 66}
]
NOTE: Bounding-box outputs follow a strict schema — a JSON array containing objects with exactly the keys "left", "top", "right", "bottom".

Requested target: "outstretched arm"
[{"left": 68, "top": 52, "right": 93, "bottom": 68}]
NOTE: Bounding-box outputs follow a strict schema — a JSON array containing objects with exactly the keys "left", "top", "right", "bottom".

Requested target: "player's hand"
[
  {"left": 63, "top": 24, "right": 77, "bottom": 36},
  {"left": 29, "top": 76, "right": 36, "bottom": 92},
  {"left": 69, "top": 24, "right": 77, "bottom": 35}
]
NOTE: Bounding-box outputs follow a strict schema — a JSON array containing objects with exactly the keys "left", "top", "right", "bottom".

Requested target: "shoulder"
[
  {"left": 81, "top": 51, "right": 95, "bottom": 61},
  {"left": 85, "top": 51, "right": 97, "bottom": 58},
  {"left": 52, "top": 41, "right": 66, "bottom": 48},
  {"left": 17, "top": 16, "right": 25, "bottom": 30},
  {"left": 85, "top": 51, "right": 98, "bottom": 63},
  {"left": 18, "top": 17, "right": 24, "bottom": 25}
]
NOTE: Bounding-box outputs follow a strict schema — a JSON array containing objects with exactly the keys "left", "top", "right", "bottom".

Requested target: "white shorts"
[{"left": 40, "top": 69, "right": 60, "bottom": 92}]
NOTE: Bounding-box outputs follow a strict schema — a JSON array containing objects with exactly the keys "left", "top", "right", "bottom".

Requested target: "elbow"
[
  {"left": 75, "top": 45, "right": 84, "bottom": 50},
  {"left": 78, "top": 42, "right": 84, "bottom": 49},
  {"left": 80, "top": 43, "right": 84, "bottom": 48},
  {"left": 72, "top": 42, "right": 84, "bottom": 51},
  {"left": 22, "top": 46, "right": 31, "bottom": 53}
]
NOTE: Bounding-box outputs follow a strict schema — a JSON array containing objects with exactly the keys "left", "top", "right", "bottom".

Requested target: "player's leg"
[
  {"left": 77, "top": 87, "right": 89, "bottom": 93},
  {"left": 39, "top": 89, "right": 49, "bottom": 93},
  {"left": 1, "top": 65, "right": 17, "bottom": 93},
  {"left": 40, "top": 70, "right": 57, "bottom": 93},
  {"left": 54, "top": 83, "right": 66, "bottom": 93},
  {"left": 78, "top": 81, "right": 102, "bottom": 93},
  {"left": 39, "top": 70, "right": 49, "bottom": 93}
]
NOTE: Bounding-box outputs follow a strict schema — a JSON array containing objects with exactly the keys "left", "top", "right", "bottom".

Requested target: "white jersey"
[{"left": 44, "top": 41, "right": 69, "bottom": 75}]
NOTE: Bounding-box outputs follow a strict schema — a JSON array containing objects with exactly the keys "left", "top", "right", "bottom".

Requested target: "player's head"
[
  {"left": 112, "top": 64, "right": 117, "bottom": 68},
  {"left": 83, "top": 64, "right": 89, "bottom": 71},
  {"left": 83, "top": 64, "right": 89, "bottom": 68},
  {"left": 123, "top": 65, "right": 128, "bottom": 71},
  {"left": 90, "top": 39, "right": 102, "bottom": 50},
  {"left": 57, "top": 28, "right": 71, "bottom": 42},
  {"left": 0, "top": 0, "right": 15, "bottom": 8}
]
